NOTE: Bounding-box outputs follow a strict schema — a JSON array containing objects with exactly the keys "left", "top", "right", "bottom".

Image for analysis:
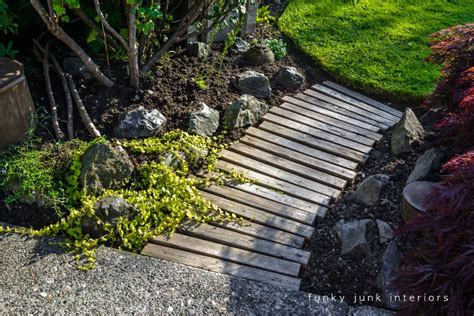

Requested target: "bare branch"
[
  {"left": 92, "top": 0, "right": 129, "bottom": 51},
  {"left": 128, "top": 2, "right": 140, "bottom": 88}
]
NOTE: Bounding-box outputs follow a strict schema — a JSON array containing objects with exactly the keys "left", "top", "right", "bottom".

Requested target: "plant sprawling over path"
[{"left": 279, "top": 0, "right": 474, "bottom": 101}]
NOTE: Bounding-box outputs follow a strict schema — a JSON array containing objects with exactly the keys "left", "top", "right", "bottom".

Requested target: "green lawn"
[{"left": 279, "top": 0, "right": 474, "bottom": 102}]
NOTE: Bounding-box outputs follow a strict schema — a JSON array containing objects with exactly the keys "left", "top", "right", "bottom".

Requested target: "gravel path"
[{"left": 0, "top": 233, "right": 347, "bottom": 314}]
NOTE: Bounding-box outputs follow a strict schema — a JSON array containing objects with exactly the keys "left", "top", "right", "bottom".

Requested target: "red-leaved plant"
[{"left": 394, "top": 151, "right": 474, "bottom": 315}]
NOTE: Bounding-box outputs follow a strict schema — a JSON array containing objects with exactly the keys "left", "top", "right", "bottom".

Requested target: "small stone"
[
  {"left": 39, "top": 292, "right": 48, "bottom": 298},
  {"left": 352, "top": 174, "right": 390, "bottom": 206},
  {"left": 187, "top": 42, "right": 210, "bottom": 58},
  {"left": 115, "top": 106, "right": 166, "bottom": 138},
  {"left": 244, "top": 44, "right": 275, "bottom": 66},
  {"left": 377, "top": 241, "right": 401, "bottom": 310},
  {"left": 63, "top": 57, "right": 91, "bottom": 79},
  {"left": 232, "top": 71, "right": 272, "bottom": 99},
  {"left": 406, "top": 148, "right": 443, "bottom": 184},
  {"left": 231, "top": 37, "right": 251, "bottom": 54},
  {"left": 334, "top": 219, "right": 377, "bottom": 255},
  {"left": 274, "top": 66, "right": 305, "bottom": 89},
  {"left": 348, "top": 306, "right": 394, "bottom": 316},
  {"left": 224, "top": 94, "right": 269, "bottom": 129},
  {"left": 376, "top": 219, "right": 394, "bottom": 244},
  {"left": 188, "top": 102, "right": 219, "bottom": 136},
  {"left": 391, "top": 108, "right": 425, "bottom": 155}
]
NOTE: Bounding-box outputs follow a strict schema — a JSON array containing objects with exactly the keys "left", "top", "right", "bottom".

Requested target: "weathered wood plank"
[
  {"left": 215, "top": 160, "right": 332, "bottom": 206},
  {"left": 200, "top": 191, "right": 316, "bottom": 238},
  {"left": 304, "top": 89, "right": 395, "bottom": 127},
  {"left": 312, "top": 84, "right": 400, "bottom": 123},
  {"left": 269, "top": 107, "right": 375, "bottom": 149},
  {"left": 141, "top": 243, "right": 301, "bottom": 290},
  {"left": 239, "top": 135, "right": 357, "bottom": 181},
  {"left": 245, "top": 127, "right": 358, "bottom": 170},
  {"left": 202, "top": 184, "right": 317, "bottom": 225},
  {"left": 259, "top": 121, "right": 368, "bottom": 163},
  {"left": 281, "top": 97, "right": 383, "bottom": 141},
  {"left": 323, "top": 81, "right": 403, "bottom": 118},
  {"left": 294, "top": 92, "right": 389, "bottom": 130},
  {"left": 220, "top": 149, "right": 342, "bottom": 197},
  {"left": 179, "top": 221, "right": 311, "bottom": 265}
]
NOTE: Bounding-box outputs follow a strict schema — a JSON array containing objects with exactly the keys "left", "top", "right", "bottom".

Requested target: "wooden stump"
[
  {"left": 0, "top": 58, "right": 36, "bottom": 151},
  {"left": 401, "top": 181, "right": 443, "bottom": 221}
]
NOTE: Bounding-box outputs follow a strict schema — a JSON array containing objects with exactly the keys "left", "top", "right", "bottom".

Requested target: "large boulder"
[
  {"left": 274, "top": 66, "right": 305, "bottom": 89},
  {"left": 406, "top": 148, "right": 443, "bottom": 184},
  {"left": 231, "top": 37, "right": 251, "bottom": 54},
  {"left": 377, "top": 240, "right": 401, "bottom": 310},
  {"left": 244, "top": 44, "right": 275, "bottom": 66},
  {"left": 391, "top": 108, "right": 425, "bottom": 155},
  {"left": 81, "top": 196, "right": 136, "bottom": 237},
  {"left": 224, "top": 94, "right": 269, "bottom": 129},
  {"left": 188, "top": 102, "right": 219, "bottom": 136},
  {"left": 334, "top": 219, "right": 377, "bottom": 255},
  {"left": 352, "top": 174, "right": 390, "bottom": 206},
  {"left": 187, "top": 41, "right": 210, "bottom": 58},
  {"left": 79, "top": 143, "right": 134, "bottom": 195},
  {"left": 114, "top": 106, "right": 166, "bottom": 139},
  {"left": 232, "top": 71, "right": 272, "bottom": 99}
]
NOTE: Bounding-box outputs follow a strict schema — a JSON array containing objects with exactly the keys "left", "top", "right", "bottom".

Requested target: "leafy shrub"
[
  {"left": 263, "top": 38, "right": 287, "bottom": 59},
  {"left": 0, "top": 0, "right": 19, "bottom": 57},
  {"left": 394, "top": 151, "right": 474, "bottom": 315},
  {"left": 256, "top": 5, "right": 275, "bottom": 24}
]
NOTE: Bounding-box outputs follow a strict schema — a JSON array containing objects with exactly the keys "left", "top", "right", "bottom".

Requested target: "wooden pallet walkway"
[{"left": 141, "top": 81, "right": 403, "bottom": 291}]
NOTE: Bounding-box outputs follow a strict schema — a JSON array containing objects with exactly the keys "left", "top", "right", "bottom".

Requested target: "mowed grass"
[{"left": 279, "top": 0, "right": 474, "bottom": 102}]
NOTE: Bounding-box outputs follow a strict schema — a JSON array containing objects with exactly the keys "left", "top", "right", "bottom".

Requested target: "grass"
[{"left": 279, "top": 0, "right": 474, "bottom": 102}]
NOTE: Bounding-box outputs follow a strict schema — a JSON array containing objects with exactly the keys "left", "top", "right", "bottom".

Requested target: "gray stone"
[
  {"left": 244, "top": 44, "right": 275, "bottom": 66},
  {"left": 187, "top": 42, "right": 210, "bottom": 58},
  {"left": 232, "top": 71, "right": 272, "bottom": 98},
  {"left": 79, "top": 143, "right": 134, "bottom": 195},
  {"left": 63, "top": 57, "right": 91, "bottom": 79},
  {"left": 114, "top": 106, "right": 166, "bottom": 138},
  {"left": 224, "top": 94, "right": 269, "bottom": 129},
  {"left": 275, "top": 66, "right": 305, "bottom": 89},
  {"left": 159, "top": 151, "right": 186, "bottom": 171},
  {"left": 334, "top": 219, "right": 377, "bottom": 255},
  {"left": 391, "top": 108, "right": 425, "bottom": 155},
  {"left": 406, "top": 148, "right": 443, "bottom": 184},
  {"left": 188, "top": 103, "right": 219, "bottom": 136},
  {"left": 232, "top": 37, "right": 251, "bottom": 54},
  {"left": 352, "top": 174, "right": 390, "bottom": 206},
  {"left": 348, "top": 306, "right": 395, "bottom": 316},
  {"left": 81, "top": 196, "right": 136, "bottom": 237},
  {"left": 377, "top": 240, "right": 401, "bottom": 310},
  {"left": 376, "top": 220, "right": 394, "bottom": 244}
]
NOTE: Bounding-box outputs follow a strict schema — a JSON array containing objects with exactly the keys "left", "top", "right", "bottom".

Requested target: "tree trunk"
[{"left": 0, "top": 58, "right": 36, "bottom": 151}]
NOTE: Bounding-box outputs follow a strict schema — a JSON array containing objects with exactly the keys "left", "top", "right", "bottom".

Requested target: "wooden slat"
[
  {"left": 265, "top": 111, "right": 373, "bottom": 154},
  {"left": 202, "top": 184, "right": 317, "bottom": 225},
  {"left": 141, "top": 243, "right": 301, "bottom": 290},
  {"left": 245, "top": 127, "right": 358, "bottom": 170},
  {"left": 304, "top": 89, "right": 395, "bottom": 127},
  {"left": 151, "top": 233, "right": 301, "bottom": 276},
  {"left": 312, "top": 84, "right": 400, "bottom": 122},
  {"left": 200, "top": 191, "right": 315, "bottom": 238},
  {"left": 259, "top": 121, "right": 368, "bottom": 163},
  {"left": 220, "top": 149, "right": 341, "bottom": 198},
  {"left": 240, "top": 135, "right": 357, "bottom": 181},
  {"left": 294, "top": 92, "right": 390, "bottom": 130},
  {"left": 215, "top": 160, "right": 332, "bottom": 206},
  {"left": 282, "top": 97, "right": 383, "bottom": 141},
  {"left": 323, "top": 81, "right": 403, "bottom": 117},
  {"left": 269, "top": 107, "right": 375, "bottom": 149},
  {"left": 179, "top": 221, "right": 311, "bottom": 265}
]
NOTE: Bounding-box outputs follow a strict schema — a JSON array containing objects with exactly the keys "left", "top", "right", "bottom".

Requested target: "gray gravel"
[{"left": 0, "top": 233, "right": 348, "bottom": 314}]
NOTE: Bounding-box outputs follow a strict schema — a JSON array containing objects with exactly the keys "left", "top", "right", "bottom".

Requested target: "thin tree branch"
[
  {"left": 128, "top": 1, "right": 140, "bottom": 88},
  {"left": 92, "top": 0, "right": 129, "bottom": 51}
]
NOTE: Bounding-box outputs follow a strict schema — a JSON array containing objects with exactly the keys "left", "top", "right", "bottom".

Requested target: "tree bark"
[{"left": 128, "top": 2, "right": 140, "bottom": 89}]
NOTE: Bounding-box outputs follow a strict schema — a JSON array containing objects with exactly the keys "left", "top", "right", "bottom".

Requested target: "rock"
[
  {"left": 114, "top": 106, "right": 166, "bottom": 138},
  {"left": 79, "top": 143, "right": 134, "bottom": 195},
  {"left": 274, "top": 66, "right": 305, "bottom": 89},
  {"left": 159, "top": 151, "right": 185, "bottom": 171},
  {"left": 81, "top": 196, "right": 136, "bottom": 237},
  {"left": 376, "top": 220, "right": 394, "bottom": 244},
  {"left": 348, "top": 306, "right": 395, "bottom": 316},
  {"left": 232, "top": 71, "right": 272, "bottom": 99},
  {"left": 231, "top": 37, "right": 251, "bottom": 54},
  {"left": 187, "top": 41, "right": 210, "bottom": 58},
  {"left": 63, "top": 57, "right": 91, "bottom": 79},
  {"left": 401, "top": 181, "right": 443, "bottom": 221},
  {"left": 391, "top": 108, "right": 425, "bottom": 155},
  {"left": 334, "top": 219, "right": 377, "bottom": 255},
  {"left": 188, "top": 102, "right": 219, "bottom": 136},
  {"left": 352, "top": 174, "right": 390, "bottom": 206},
  {"left": 377, "top": 240, "right": 401, "bottom": 310},
  {"left": 224, "top": 94, "right": 269, "bottom": 129},
  {"left": 406, "top": 148, "right": 443, "bottom": 184},
  {"left": 244, "top": 44, "right": 275, "bottom": 66}
]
